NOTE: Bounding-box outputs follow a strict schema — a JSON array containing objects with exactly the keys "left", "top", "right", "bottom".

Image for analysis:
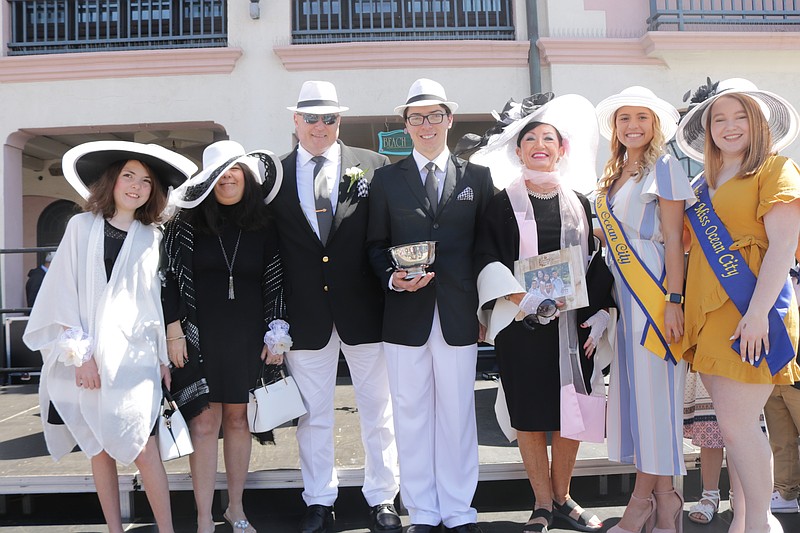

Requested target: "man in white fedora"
[
  {"left": 366, "top": 78, "right": 495, "bottom": 533},
  {"left": 270, "top": 80, "right": 400, "bottom": 533}
]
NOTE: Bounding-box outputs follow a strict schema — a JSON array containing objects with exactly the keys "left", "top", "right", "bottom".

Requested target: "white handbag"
[
  {"left": 157, "top": 387, "right": 194, "bottom": 461},
  {"left": 247, "top": 365, "right": 307, "bottom": 433}
]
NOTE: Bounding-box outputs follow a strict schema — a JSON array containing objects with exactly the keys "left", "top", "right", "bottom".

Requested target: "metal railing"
[
  {"left": 648, "top": 0, "right": 800, "bottom": 31},
  {"left": 291, "top": 0, "right": 515, "bottom": 44},
  {"left": 7, "top": 0, "right": 228, "bottom": 56}
]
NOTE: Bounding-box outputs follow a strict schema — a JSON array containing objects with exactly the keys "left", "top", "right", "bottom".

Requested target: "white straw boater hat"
[
  {"left": 171, "top": 140, "right": 283, "bottom": 209},
  {"left": 471, "top": 94, "right": 599, "bottom": 193},
  {"left": 595, "top": 86, "right": 680, "bottom": 142},
  {"left": 394, "top": 78, "right": 459, "bottom": 116},
  {"left": 62, "top": 140, "right": 197, "bottom": 200},
  {"left": 676, "top": 77, "right": 800, "bottom": 162},
  {"left": 287, "top": 80, "right": 349, "bottom": 114}
]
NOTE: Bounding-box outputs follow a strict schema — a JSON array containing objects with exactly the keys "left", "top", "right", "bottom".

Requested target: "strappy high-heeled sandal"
[
  {"left": 224, "top": 509, "right": 257, "bottom": 533},
  {"left": 688, "top": 489, "right": 720, "bottom": 525},
  {"left": 607, "top": 493, "right": 656, "bottom": 533},
  {"left": 652, "top": 489, "right": 683, "bottom": 533}
]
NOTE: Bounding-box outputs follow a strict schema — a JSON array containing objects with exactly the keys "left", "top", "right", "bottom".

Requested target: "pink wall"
[{"left": 584, "top": 0, "right": 650, "bottom": 37}]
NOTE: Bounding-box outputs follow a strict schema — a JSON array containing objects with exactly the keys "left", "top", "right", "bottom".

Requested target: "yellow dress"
[{"left": 682, "top": 155, "right": 800, "bottom": 385}]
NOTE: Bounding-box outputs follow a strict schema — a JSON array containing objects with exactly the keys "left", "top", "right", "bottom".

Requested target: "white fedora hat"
[
  {"left": 171, "top": 140, "right": 283, "bottom": 209},
  {"left": 287, "top": 80, "right": 349, "bottom": 114},
  {"left": 676, "top": 77, "right": 800, "bottom": 162},
  {"left": 596, "top": 86, "right": 680, "bottom": 142},
  {"left": 394, "top": 78, "right": 459, "bottom": 116},
  {"left": 62, "top": 141, "right": 196, "bottom": 200}
]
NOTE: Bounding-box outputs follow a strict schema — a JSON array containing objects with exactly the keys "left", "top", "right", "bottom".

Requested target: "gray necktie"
[
  {"left": 424, "top": 162, "right": 439, "bottom": 210},
  {"left": 312, "top": 155, "right": 333, "bottom": 243}
]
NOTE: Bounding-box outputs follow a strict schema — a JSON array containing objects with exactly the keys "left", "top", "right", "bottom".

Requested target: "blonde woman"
[{"left": 595, "top": 87, "right": 695, "bottom": 533}]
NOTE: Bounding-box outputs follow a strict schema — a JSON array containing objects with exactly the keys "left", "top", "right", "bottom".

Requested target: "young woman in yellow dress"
[{"left": 677, "top": 78, "right": 800, "bottom": 533}]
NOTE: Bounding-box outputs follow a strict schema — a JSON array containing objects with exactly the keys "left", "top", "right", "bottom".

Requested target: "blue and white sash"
[{"left": 686, "top": 176, "right": 795, "bottom": 375}]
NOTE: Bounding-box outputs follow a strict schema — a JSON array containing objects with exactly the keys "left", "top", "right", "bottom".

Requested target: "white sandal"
[{"left": 688, "top": 489, "right": 720, "bottom": 525}]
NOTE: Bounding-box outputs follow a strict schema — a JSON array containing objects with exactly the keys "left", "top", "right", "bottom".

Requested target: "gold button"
[
  {"left": 322, "top": 256, "right": 329, "bottom": 263},
  {"left": 323, "top": 285, "right": 329, "bottom": 292}
]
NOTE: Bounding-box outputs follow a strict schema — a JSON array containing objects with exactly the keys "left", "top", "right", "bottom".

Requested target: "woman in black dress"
[
  {"left": 163, "top": 140, "right": 285, "bottom": 533},
  {"left": 474, "top": 95, "right": 614, "bottom": 533}
]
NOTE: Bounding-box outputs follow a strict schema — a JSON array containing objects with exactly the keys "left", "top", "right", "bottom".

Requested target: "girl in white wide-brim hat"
[
  {"left": 678, "top": 77, "right": 800, "bottom": 533},
  {"left": 24, "top": 140, "right": 196, "bottom": 533},
  {"left": 594, "top": 86, "right": 696, "bottom": 533}
]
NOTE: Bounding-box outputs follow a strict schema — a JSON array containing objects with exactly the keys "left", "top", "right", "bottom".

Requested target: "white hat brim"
[
  {"left": 287, "top": 105, "right": 350, "bottom": 114},
  {"left": 62, "top": 141, "right": 197, "bottom": 200},
  {"left": 596, "top": 93, "right": 680, "bottom": 142},
  {"left": 171, "top": 149, "right": 283, "bottom": 209},
  {"left": 676, "top": 88, "right": 800, "bottom": 162},
  {"left": 394, "top": 100, "right": 459, "bottom": 116}
]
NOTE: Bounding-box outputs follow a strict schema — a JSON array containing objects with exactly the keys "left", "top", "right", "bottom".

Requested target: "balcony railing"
[
  {"left": 7, "top": 0, "right": 228, "bottom": 56},
  {"left": 291, "top": 0, "right": 515, "bottom": 44},
  {"left": 648, "top": 0, "right": 800, "bottom": 31}
]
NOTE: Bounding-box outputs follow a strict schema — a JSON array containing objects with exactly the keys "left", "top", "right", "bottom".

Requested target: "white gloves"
[
  {"left": 582, "top": 309, "right": 610, "bottom": 344},
  {"left": 264, "top": 319, "right": 293, "bottom": 355}
]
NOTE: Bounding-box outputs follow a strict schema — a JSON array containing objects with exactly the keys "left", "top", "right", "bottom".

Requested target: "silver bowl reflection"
[{"left": 388, "top": 241, "right": 437, "bottom": 279}]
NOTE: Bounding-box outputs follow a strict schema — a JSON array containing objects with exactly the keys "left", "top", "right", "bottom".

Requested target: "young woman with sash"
[
  {"left": 676, "top": 78, "right": 800, "bottom": 533},
  {"left": 474, "top": 94, "right": 615, "bottom": 533},
  {"left": 595, "top": 87, "right": 695, "bottom": 533},
  {"left": 24, "top": 141, "right": 196, "bottom": 533}
]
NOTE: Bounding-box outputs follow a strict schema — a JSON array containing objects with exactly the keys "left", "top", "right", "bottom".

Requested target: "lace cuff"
[
  {"left": 57, "top": 327, "right": 93, "bottom": 367},
  {"left": 264, "top": 319, "right": 293, "bottom": 355}
]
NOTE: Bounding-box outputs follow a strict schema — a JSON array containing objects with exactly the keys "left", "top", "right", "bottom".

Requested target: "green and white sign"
[{"left": 378, "top": 130, "right": 413, "bottom": 156}]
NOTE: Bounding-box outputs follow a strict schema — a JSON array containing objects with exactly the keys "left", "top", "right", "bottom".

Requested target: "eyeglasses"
[
  {"left": 406, "top": 113, "right": 448, "bottom": 126},
  {"left": 300, "top": 113, "right": 339, "bottom": 125}
]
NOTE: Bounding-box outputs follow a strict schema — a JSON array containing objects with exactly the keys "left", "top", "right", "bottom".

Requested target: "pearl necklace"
[{"left": 526, "top": 187, "right": 558, "bottom": 200}]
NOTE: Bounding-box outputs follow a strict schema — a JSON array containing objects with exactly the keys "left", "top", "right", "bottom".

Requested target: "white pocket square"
[{"left": 456, "top": 187, "right": 474, "bottom": 201}]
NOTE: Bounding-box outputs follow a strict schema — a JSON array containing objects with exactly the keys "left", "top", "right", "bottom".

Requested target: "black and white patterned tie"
[
  {"left": 424, "top": 161, "right": 438, "bottom": 210},
  {"left": 312, "top": 155, "right": 333, "bottom": 243}
]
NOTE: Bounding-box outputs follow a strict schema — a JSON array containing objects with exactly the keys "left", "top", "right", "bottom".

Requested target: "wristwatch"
[{"left": 665, "top": 293, "right": 684, "bottom": 304}]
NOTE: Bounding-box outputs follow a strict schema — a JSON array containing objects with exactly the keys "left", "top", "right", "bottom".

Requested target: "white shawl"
[{"left": 24, "top": 213, "right": 168, "bottom": 465}]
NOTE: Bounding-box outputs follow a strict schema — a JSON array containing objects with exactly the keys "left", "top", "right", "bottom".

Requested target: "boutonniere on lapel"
[{"left": 344, "top": 166, "right": 369, "bottom": 198}]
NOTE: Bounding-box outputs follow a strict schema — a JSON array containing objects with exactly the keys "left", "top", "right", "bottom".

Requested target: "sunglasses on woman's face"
[{"left": 301, "top": 113, "right": 339, "bottom": 125}]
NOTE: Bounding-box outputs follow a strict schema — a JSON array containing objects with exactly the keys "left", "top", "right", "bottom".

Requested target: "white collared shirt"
[
  {"left": 296, "top": 143, "right": 342, "bottom": 237},
  {"left": 412, "top": 149, "right": 450, "bottom": 203}
]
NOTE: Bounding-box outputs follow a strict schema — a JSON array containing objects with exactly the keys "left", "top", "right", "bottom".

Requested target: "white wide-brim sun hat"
[
  {"left": 470, "top": 94, "right": 600, "bottom": 193},
  {"left": 62, "top": 140, "right": 197, "bottom": 200},
  {"left": 676, "top": 77, "right": 800, "bottom": 162},
  {"left": 595, "top": 85, "right": 680, "bottom": 142},
  {"left": 170, "top": 140, "right": 283, "bottom": 209}
]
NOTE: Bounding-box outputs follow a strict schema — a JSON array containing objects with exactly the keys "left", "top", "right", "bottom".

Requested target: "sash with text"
[
  {"left": 686, "top": 177, "right": 795, "bottom": 375},
  {"left": 596, "top": 171, "right": 679, "bottom": 364}
]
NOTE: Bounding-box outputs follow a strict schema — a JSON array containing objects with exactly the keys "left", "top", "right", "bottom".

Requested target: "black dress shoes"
[
  {"left": 369, "top": 503, "right": 402, "bottom": 533},
  {"left": 447, "top": 524, "right": 483, "bottom": 533},
  {"left": 300, "top": 504, "right": 334, "bottom": 533}
]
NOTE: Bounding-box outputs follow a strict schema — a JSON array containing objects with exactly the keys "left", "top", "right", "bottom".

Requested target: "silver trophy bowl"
[{"left": 388, "top": 241, "right": 437, "bottom": 279}]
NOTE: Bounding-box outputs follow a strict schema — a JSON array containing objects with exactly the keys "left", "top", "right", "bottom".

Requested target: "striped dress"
[{"left": 604, "top": 154, "right": 695, "bottom": 476}]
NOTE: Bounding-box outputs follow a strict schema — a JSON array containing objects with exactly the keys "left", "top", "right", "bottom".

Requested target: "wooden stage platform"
[{"left": 0, "top": 379, "right": 699, "bottom": 520}]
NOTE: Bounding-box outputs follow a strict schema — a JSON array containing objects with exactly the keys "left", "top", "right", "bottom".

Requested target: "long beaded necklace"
[{"left": 218, "top": 229, "right": 243, "bottom": 300}]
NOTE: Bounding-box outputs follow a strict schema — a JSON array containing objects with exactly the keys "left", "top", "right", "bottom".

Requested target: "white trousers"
[
  {"left": 285, "top": 328, "right": 399, "bottom": 507},
  {"left": 384, "top": 309, "right": 479, "bottom": 528}
]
